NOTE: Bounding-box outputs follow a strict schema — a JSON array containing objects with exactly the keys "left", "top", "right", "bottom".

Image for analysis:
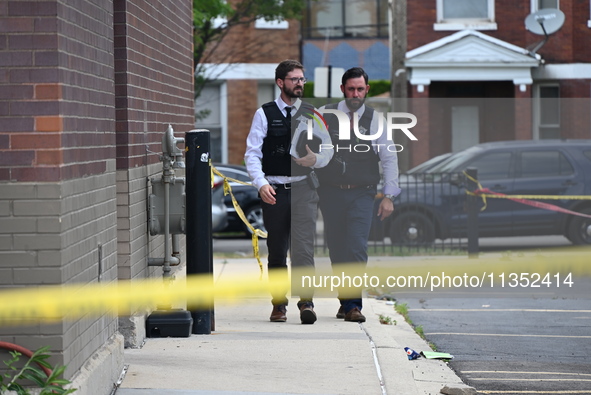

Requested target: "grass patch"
[
  {"left": 378, "top": 314, "right": 396, "bottom": 325},
  {"left": 395, "top": 303, "right": 437, "bottom": 351}
]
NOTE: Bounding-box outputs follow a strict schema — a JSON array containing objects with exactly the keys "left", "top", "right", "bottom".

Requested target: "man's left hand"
[
  {"left": 293, "top": 145, "right": 317, "bottom": 167},
  {"left": 377, "top": 197, "right": 394, "bottom": 221}
]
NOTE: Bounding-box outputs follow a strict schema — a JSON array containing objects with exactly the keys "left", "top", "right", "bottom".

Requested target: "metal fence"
[{"left": 315, "top": 171, "right": 476, "bottom": 255}]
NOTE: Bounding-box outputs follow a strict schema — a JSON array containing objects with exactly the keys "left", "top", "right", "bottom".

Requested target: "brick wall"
[
  {"left": 114, "top": 0, "right": 194, "bottom": 347},
  {"left": 227, "top": 79, "right": 259, "bottom": 164},
  {"left": 0, "top": 0, "right": 116, "bottom": 182},
  {"left": 114, "top": 0, "right": 194, "bottom": 170},
  {"left": 203, "top": 0, "right": 300, "bottom": 65},
  {"left": 408, "top": 0, "right": 591, "bottom": 64},
  {"left": 0, "top": 0, "right": 195, "bottom": 391},
  {"left": 0, "top": 2, "right": 122, "bottom": 389}
]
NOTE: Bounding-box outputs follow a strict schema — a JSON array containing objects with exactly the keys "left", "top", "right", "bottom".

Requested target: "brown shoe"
[
  {"left": 270, "top": 304, "right": 287, "bottom": 322},
  {"left": 344, "top": 307, "right": 366, "bottom": 322},
  {"left": 299, "top": 305, "right": 317, "bottom": 325},
  {"left": 336, "top": 306, "right": 345, "bottom": 319}
]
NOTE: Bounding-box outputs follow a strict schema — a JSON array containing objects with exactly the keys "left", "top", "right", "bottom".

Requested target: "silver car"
[{"left": 211, "top": 179, "right": 228, "bottom": 233}]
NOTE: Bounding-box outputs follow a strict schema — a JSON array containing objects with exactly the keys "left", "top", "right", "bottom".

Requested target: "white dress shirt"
[{"left": 245, "top": 97, "right": 333, "bottom": 191}]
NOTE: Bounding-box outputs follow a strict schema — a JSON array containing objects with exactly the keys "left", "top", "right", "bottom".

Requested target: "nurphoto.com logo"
[{"left": 306, "top": 109, "right": 419, "bottom": 152}]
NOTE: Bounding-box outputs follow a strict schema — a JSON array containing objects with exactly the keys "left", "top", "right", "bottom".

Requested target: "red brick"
[
  {"left": 8, "top": 1, "right": 57, "bottom": 17},
  {"left": 10, "top": 166, "right": 60, "bottom": 182},
  {"left": 35, "top": 116, "right": 62, "bottom": 132},
  {"left": 0, "top": 17, "right": 34, "bottom": 32},
  {"left": 36, "top": 149, "right": 63, "bottom": 165},
  {"left": 11, "top": 133, "right": 60, "bottom": 149},
  {"left": 0, "top": 134, "right": 8, "bottom": 148},
  {"left": 8, "top": 32, "right": 58, "bottom": 49},
  {"left": 35, "top": 84, "right": 61, "bottom": 100},
  {"left": 0, "top": 168, "right": 9, "bottom": 181}
]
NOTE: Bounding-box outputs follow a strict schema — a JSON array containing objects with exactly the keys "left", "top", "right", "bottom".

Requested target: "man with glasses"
[{"left": 245, "top": 60, "right": 332, "bottom": 324}]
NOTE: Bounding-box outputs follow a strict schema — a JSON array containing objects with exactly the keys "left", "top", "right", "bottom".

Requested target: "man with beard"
[
  {"left": 317, "top": 67, "right": 400, "bottom": 322},
  {"left": 245, "top": 60, "right": 332, "bottom": 324}
]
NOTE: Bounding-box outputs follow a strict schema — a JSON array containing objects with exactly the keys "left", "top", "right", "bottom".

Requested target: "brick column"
[
  {"left": 227, "top": 79, "right": 259, "bottom": 164},
  {"left": 514, "top": 84, "right": 533, "bottom": 140},
  {"left": 408, "top": 84, "right": 430, "bottom": 168}
]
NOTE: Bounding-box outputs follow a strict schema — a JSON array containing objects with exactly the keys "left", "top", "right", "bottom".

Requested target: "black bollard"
[
  {"left": 465, "top": 167, "right": 479, "bottom": 258},
  {"left": 185, "top": 129, "right": 213, "bottom": 334}
]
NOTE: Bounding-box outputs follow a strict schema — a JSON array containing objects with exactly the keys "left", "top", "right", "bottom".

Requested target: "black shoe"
[
  {"left": 270, "top": 304, "right": 287, "bottom": 322},
  {"left": 344, "top": 307, "right": 366, "bottom": 322},
  {"left": 300, "top": 304, "right": 317, "bottom": 325},
  {"left": 336, "top": 306, "right": 345, "bottom": 319}
]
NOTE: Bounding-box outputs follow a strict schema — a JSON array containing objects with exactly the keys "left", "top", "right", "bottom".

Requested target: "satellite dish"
[
  {"left": 524, "top": 8, "right": 565, "bottom": 56},
  {"left": 525, "top": 8, "right": 565, "bottom": 35}
]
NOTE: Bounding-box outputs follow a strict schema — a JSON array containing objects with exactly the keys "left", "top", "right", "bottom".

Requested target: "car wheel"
[
  {"left": 566, "top": 208, "right": 591, "bottom": 245},
  {"left": 390, "top": 211, "right": 435, "bottom": 245},
  {"left": 244, "top": 205, "right": 266, "bottom": 235}
]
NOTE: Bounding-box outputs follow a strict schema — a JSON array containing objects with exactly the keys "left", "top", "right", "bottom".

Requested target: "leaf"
[{"left": 21, "top": 371, "right": 46, "bottom": 387}]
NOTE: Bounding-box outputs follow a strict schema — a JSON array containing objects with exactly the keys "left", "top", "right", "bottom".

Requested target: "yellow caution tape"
[
  {"left": 471, "top": 192, "right": 591, "bottom": 200},
  {"left": 211, "top": 165, "right": 267, "bottom": 275},
  {"left": 463, "top": 171, "right": 488, "bottom": 211},
  {"left": 463, "top": 171, "right": 591, "bottom": 210},
  {"left": 0, "top": 248, "right": 590, "bottom": 326}
]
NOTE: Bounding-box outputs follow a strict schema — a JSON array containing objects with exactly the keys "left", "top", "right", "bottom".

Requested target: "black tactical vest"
[
  {"left": 261, "top": 101, "right": 314, "bottom": 177},
  {"left": 317, "top": 103, "right": 380, "bottom": 185}
]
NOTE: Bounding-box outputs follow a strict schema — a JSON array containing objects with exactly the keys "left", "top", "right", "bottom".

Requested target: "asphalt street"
[{"left": 395, "top": 277, "right": 591, "bottom": 394}]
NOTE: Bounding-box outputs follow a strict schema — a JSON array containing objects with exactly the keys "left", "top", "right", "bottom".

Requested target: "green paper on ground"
[{"left": 420, "top": 351, "right": 454, "bottom": 360}]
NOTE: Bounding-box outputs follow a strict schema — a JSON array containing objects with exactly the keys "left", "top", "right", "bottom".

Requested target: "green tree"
[{"left": 192, "top": 0, "right": 305, "bottom": 111}]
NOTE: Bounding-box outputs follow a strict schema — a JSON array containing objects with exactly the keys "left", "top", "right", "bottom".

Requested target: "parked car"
[
  {"left": 405, "top": 152, "right": 452, "bottom": 176},
  {"left": 212, "top": 181, "right": 228, "bottom": 233},
  {"left": 212, "top": 163, "right": 265, "bottom": 236},
  {"left": 382, "top": 140, "right": 591, "bottom": 245}
]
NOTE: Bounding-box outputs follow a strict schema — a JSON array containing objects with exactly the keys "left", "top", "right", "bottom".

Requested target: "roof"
[{"left": 405, "top": 30, "right": 540, "bottom": 85}]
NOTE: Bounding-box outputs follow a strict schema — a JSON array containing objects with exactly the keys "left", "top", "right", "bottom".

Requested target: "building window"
[
  {"left": 302, "top": 0, "right": 389, "bottom": 39},
  {"left": 195, "top": 84, "right": 224, "bottom": 162},
  {"left": 531, "top": 0, "right": 559, "bottom": 12},
  {"left": 435, "top": 0, "right": 496, "bottom": 31},
  {"left": 534, "top": 85, "right": 561, "bottom": 139}
]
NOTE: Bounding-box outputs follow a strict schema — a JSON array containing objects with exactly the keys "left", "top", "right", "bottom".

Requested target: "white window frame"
[
  {"left": 531, "top": 0, "right": 560, "bottom": 12},
  {"left": 195, "top": 82, "right": 228, "bottom": 163},
  {"left": 434, "top": 0, "right": 497, "bottom": 31},
  {"left": 532, "top": 83, "right": 561, "bottom": 140},
  {"left": 255, "top": 18, "right": 289, "bottom": 29}
]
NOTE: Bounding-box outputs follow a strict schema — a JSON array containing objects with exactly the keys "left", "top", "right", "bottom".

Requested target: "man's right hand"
[{"left": 259, "top": 184, "right": 276, "bottom": 205}]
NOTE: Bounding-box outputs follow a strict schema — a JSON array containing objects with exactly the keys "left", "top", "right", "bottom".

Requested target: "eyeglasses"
[{"left": 285, "top": 77, "right": 307, "bottom": 84}]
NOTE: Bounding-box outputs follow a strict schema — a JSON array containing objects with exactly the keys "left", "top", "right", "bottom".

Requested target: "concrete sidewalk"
[{"left": 115, "top": 258, "right": 470, "bottom": 395}]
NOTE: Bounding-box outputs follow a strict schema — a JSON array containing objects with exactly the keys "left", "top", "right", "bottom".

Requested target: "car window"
[
  {"left": 462, "top": 152, "right": 512, "bottom": 180},
  {"left": 407, "top": 153, "right": 452, "bottom": 174},
  {"left": 428, "top": 147, "right": 481, "bottom": 173},
  {"left": 519, "top": 151, "right": 574, "bottom": 178}
]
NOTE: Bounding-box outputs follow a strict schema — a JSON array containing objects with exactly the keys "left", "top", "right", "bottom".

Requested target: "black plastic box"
[{"left": 146, "top": 309, "right": 193, "bottom": 338}]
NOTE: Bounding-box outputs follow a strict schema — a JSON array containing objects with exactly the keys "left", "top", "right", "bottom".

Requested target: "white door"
[{"left": 451, "top": 105, "right": 479, "bottom": 152}]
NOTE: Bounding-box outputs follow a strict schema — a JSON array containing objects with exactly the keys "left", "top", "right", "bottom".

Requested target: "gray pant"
[{"left": 262, "top": 181, "right": 318, "bottom": 306}]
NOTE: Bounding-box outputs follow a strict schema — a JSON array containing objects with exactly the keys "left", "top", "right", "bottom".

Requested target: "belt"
[
  {"left": 332, "top": 184, "right": 375, "bottom": 190},
  {"left": 271, "top": 179, "right": 308, "bottom": 189}
]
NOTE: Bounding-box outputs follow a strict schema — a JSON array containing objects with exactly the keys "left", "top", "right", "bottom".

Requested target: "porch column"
[
  {"left": 409, "top": 83, "right": 430, "bottom": 168},
  {"left": 514, "top": 83, "right": 533, "bottom": 140}
]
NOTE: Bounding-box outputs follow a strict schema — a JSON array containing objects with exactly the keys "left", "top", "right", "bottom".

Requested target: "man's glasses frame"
[{"left": 284, "top": 77, "right": 307, "bottom": 84}]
